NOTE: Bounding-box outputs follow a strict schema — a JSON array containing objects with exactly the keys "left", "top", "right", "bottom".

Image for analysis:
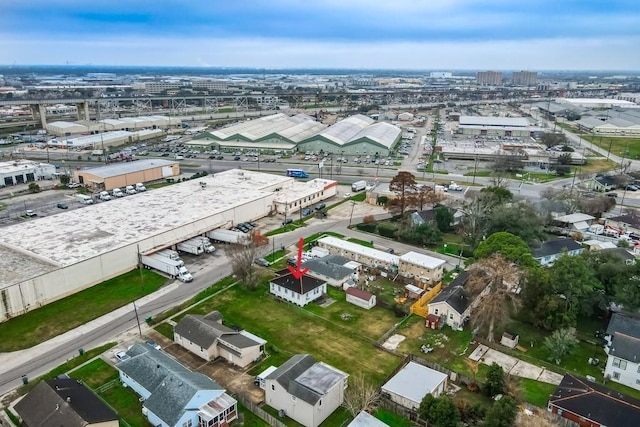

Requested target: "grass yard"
[
  {"left": 374, "top": 408, "right": 412, "bottom": 426},
  {"left": 236, "top": 402, "right": 270, "bottom": 426},
  {"left": 154, "top": 322, "right": 174, "bottom": 340},
  {"left": 166, "top": 282, "right": 401, "bottom": 385},
  {"left": 576, "top": 158, "right": 618, "bottom": 174},
  {"left": 100, "top": 382, "right": 151, "bottom": 427},
  {"left": 346, "top": 237, "right": 374, "bottom": 247},
  {"left": 520, "top": 378, "right": 557, "bottom": 408},
  {"left": 349, "top": 192, "right": 367, "bottom": 202},
  {"left": 0, "top": 269, "right": 166, "bottom": 352},
  {"left": 265, "top": 249, "right": 286, "bottom": 263},
  {"left": 583, "top": 135, "right": 640, "bottom": 160},
  {"left": 364, "top": 277, "right": 406, "bottom": 307},
  {"left": 70, "top": 358, "right": 119, "bottom": 389}
]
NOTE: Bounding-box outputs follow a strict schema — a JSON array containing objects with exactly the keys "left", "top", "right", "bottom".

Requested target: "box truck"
[
  {"left": 99, "top": 191, "right": 112, "bottom": 201},
  {"left": 155, "top": 249, "right": 184, "bottom": 266},
  {"left": 351, "top": 180, "right": 367, "bottom": 192},
  {"left": 141, "top": 254, "right": 193, "bottom": 282},
  {"left": 112, "top": 188, "right": 124, "bottom": 197},
  {"left": 189, "top": 237, "right": 215, "bottom": 253},
  {"left": 76, "top": 194, "right": 93, "bottom": 205},
  {"left": 135, "top": 183, "right": 146, "bottom": 192},
  {"left": 207, "top": 229, "right": 248, "bottom": 245},
  {"left": 177, "top": 240, "right": 205, "bottom": 255}
]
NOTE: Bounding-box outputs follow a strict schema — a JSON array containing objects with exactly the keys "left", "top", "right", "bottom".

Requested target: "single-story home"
[
  {"left": 14, "top": 378, "right": 119, "bottom": 427},
  {"left": 270, "top": 271, "right": 327, "bottom": 306},
  {"left": 548, "top": 374, "right": 640, "bottom": 427},
  {"left": 584, "top": 174, "right": 618, "bottom": 192},
  {"left": 345, "top": 286, "right": 376, "bottom": 309},
  {"left": 532, "top": 237, "right": 584, "bottom": 266},
  {"left": 265, "top": 354, "right": 348, "bottom": 427},
  {"left": 604, "top": 312, "right": 640, "bottom": 391},
  {"left": 552, "top": 213, "right": 595, "bottom": 232},
  {"left": 381, "top": 361, "right": 448, "bottom": 410},
  {"left": 427, "top": 272, "right": 479, "bottom": 330},
  {"left": 116, "top": 343, "right": 237, "bottom": 427},
  {"left": 606, "top": 213, "right": 640, "bottom": 234},
  {"left": 303, "top": 254, "right": 358, "bottom": 288},
  {"left": 410, "top": 207, "right": 463, "bottom": 228},
  {"left": 173, "top": 310, "right": 266, "bottom": 367}
]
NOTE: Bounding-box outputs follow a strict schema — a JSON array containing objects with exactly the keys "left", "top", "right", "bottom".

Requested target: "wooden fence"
[
  {"left": 235, "top": 395, "right": 288, "bottom": 427},
  {"left": 409, "top": 282, "right": 442, "bottom": 317}
]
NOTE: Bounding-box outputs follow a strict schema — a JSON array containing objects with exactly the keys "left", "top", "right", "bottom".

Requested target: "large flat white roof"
[
  {"left": 381, "top": 362, "right": 447, "bottom": 406},
  {"left": 274, "top": 178, "right": 337, "bottom": 203},
  {"left": 459, "top": 116, "right": 530, "bottom": 127},
  {"left": 0, "top": 170, "right": 292, "bottom": 281},
  {"left": 209, "top": 113, "right": 326, "bottom": 143},
  {"left": 318, "top": 236, "right": 400, "bottom": 264},
  {"left": 0, "top": 160, "right": 51, "bottom": 174},
  {"left": 400, "top": 251, "right": 445, "bottom": 269},
  {"left": 559, "top": 98, "right": 636, "bottom": 106},
  {"left": 79, "top": 159, "right": 178, "bottom": 179}
]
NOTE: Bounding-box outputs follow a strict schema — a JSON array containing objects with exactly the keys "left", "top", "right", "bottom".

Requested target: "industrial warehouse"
[
  {"left": 190, "top": 113, "right": 402, "bottom": 156},
  {"left": 0, "top": 170, "right": 337, "bottom": 321},
  {"left": 74, "top": 159, "right": 180, "bottom": 191},
  {"left": 45, "top": 115, "right": 183, "bottom": 136}
]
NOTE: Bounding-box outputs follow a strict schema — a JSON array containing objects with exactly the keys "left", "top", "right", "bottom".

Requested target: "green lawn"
[
  {"left": 235, "top": 402, "right": 271, "bottom": 426},
  {"left": 520, "top": 378, "right": 557, "bottom": 407},
  {"left": 164, "top": 281, "right": 401, "bottom": 385},
  {"left": 265, "top": 249, "right": 286, "bottom": 263},
  {"left": 71, "top": 358, "right": 119, "bottom": 389},
  {"left": 364, "top": 277, "right": 407, "bottom": 307},
  {"left": 347, "top": 237, "right": 374, "bottom": 247},
  {"left": 101, "top": 382, "right": 151, "bottom": 427},
  {"left": 0, "top": 269, "right": 166, "bottom": 351},
  {"left": 582, "top": 135, "right": 640, "bottom": 160},
  {"left": 374, "top": 408, "right": 412, "bottom": 426},
  {"left": 154, "top": 322, "right": 174, "bottom": 340},
  {"left": 349, "top": 192, "right": 367, "bottom": 202}
]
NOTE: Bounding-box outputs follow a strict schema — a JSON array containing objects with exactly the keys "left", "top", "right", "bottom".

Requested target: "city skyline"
[{"left": 2, "top": 0, "right": 640, "bottom": 70}]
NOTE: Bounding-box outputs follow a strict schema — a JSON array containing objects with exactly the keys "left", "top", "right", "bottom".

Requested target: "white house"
[
  {"left": 265, "top": 354, "right": 348, "bottom": 427},
  {"left": 116, "top": 343, "right": 237, "bottom": 427},
  {"left": 173, "top": 311, "right": 266, "bottom": 367},
  {"left": 269, "top": 272, "right": 327, "bottom": 306},
  {"left": 381, "top": 362, "right": 448, "bottom": 410},
  {"left": 303, "top": 255, "right": 358, "bottom": 288},
  {"left": 604, "top": 313, "right": 640, "bottom": 391},
  {"left": 345, "top": 287, "right": 376, "bottom": 310},
  {"left": 427, "top": 272, "right": 478, "bottom": 330},
  {"left": 532, "top": 238, "right": 584, "bottom": 266}
]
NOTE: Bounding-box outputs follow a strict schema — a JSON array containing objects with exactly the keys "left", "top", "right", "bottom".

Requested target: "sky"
[{"left": 1, "top": 0, "right": 640, "bottom": 70}]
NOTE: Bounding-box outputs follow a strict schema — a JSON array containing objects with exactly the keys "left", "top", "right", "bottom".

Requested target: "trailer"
[
  {"left": 177, "top": 240, "right": 205, "bottom": 255},
  {"left": 155, "top": 249, "right": 184, "bottom": 266},
  {"left": 189, "top": 237, "right": 216, "bottom": 253},
  {"left": 140, "top": 254, "right": 193, "bottom": 282},
  {"left": 351, "top": 180, "right": 367, "bottom": 192},
  {"left": 207, "top": 229, "right": 248, "bottom": 245}
]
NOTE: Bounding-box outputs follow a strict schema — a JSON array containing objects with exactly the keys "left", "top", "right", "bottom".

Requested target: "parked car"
[
  {"left": 25, "top": 209, "right": 37, "bottom": 217},
  {"left": 282, "top": 218, "right": 293, "bottom": 225},
  {"left": 56, "top": 203, "right": 68, "bottom": 209},
  {"left": 216, "top": 155, "right": 224, "bottom": 160},
  {"left": 255, "top": 258, "right": 271, "bottom": 267},
  {"left": 234, "top": 155, "right": 241, "bottom": 161},
  {"left": 145, "top": 340, "right": 161, "bottom": 350},
  {"left": 302, "top": 208, "right": 313, "bottom": 216},
  {"left": 607, "top": 192, "right": 619, "bottom": 198},
  {"left": 115, "top": 351, "right": 130, "bottom": 361},
  {"left": 625, "top": 185, "right": 638, "bottom": 191},
  {"left": 67, "top": 183, "right": 81, "bottom": 189}
]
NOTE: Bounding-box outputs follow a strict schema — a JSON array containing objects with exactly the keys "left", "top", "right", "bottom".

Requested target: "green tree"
[
  {"left": 474, "top": 232, "right": 535, "bottom": 267},
  {"left": 459, "top": 193, "right": 499, "bottom": 250},
  {"left": 60, "top": 174, "right": 71, "bottom": 186},
  {"left": 557, "top": 153, "right": 572, "bottom": 165},
  {"left": 435, "top": 206, "right": 454, "bottom": 232},
  {"left": 418, "top": 394, "right": 436, "bottom": 420},
  {"left": 486, "top": 203, "right": 545, "bottom": 245},
  {"left": 483, "top": 396, "right": 517, "bottom": 427},
  {"left": 428, "top": 396, "right": 461, "bottom": 427},
  {"left": 540, "top": 132, "right": 568, "bottom": 148},
  {"left": 544, "top": 328, "right": 579, "bottom": 364},
  {"left": 398, "top": 223, "right": 442, "bottom": 246},
  {"left": 555, "top": 164, "right": 571, "bottom": 176},
  {"left": 485, "top": 363, "right": 505, "bottom": 397},
  {"left": 28, "top": 182, "right": 41, "bottom": 193},
  {"left": 468, "top": 254, "right": 523, "bottom": 342},
  {"left": 548, "top": 254, "right": 604, "bottom": 322},
  {"left": 388, "top": 171, "right": 417, "bottom": 216},
  {"left": 521, "top": 268, "right": 570, "bottom": 330},
  {"left": 480, "top": 186, "right": 513, "bottom": 203}
]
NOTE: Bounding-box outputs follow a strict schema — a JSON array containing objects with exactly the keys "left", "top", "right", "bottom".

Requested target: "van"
[
  {"left": 99, "top": 191, "right": 112, "bottom": 201},
  {"left": 175, "top": 155, "right": 184, "bottom": 160},
  {"left": 76, "top": 194, "right": 93, "bottom": 205},
  {"left": 435, "top": 185, "right": 448, "bottom": 192},
  {"left": 135, "top": 183, "right": 146, "bottom": 192},
  {"left": 112, "top": 188, "right": 124, "bottom": 198},
  {"left": 125, "top": 185, "right": 137, "bottom": 195}
]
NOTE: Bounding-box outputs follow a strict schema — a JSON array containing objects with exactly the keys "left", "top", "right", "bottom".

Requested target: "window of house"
[
  {"left": 434, "top": 308, "right": 439, "bottom": 315},
  {"left": 449, "top": 313, "right": 454, "bottom": 320},
  {"left": 271, "top": 384, "right": 275, "bottom": 391},
  {"left": 613, "top": 372, "right": 621, "bottom": 380},
  {"left": 182, "top": 420, "right": 193, "bottom": 427},
  {"left": 637, "top": 365, "right": 640, "bottom": 374},
  {"left": 319, "top": 399, "right": 322, "bottom": 406},
  {"left": 636, "top": 379, "right": 640, "bottom": 385},
  {"left": 613, "top": 358, "right": 628, "bottom": 370}
]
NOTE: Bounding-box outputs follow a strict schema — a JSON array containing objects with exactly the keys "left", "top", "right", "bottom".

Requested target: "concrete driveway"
[{"left": 469, "top": 344, "right": 563, "bottom": 385}]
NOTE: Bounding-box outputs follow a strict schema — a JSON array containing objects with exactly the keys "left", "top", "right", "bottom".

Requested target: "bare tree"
[
  {"left": 226, "top": 232, "right": 262, "bottom": 290},
  {"left": 343, "top": 373, "right": 380, "bottom": 417},
  {"left": 458, "top": 192, "right": 497, "bottom": 249},
  {"left": 388, "top": 171, "right": 417, "bottom": 216},
  {"left": 467, "top": 254, "right": 523, "bottom": 342}
]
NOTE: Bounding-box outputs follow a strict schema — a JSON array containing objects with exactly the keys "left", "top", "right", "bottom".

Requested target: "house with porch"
[
  {"left": 116, "top": 343, "right": 237, "bottom": 427},
  {"left": 265, "top": 354, "right": 348, "bottom": 427},
  {"left": 174, "top": 311, "right": 266, "bottom": 367}
]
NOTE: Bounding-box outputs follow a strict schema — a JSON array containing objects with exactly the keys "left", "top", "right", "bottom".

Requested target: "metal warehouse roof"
[
  {"left": 459, "top": 116, "right": 530, "bottom": 127},
  {"left": 80, "top": 159, "right": 178, "bottom": 179},
  {"left": 317, "top": 115, "right": 373, "bottom": 145},
  {"left": 400, "top": 251, "right": 445, "bottom": 269},
  {"left": 0, "top": 170, "right": 291, "bottom": 275},
  {"left": 381, "top": 362, "right": 447, "bottom": 406},
  {"left": 318, "top": 236, "right": 400, "bottom": 264},
  {"left": 209, "top": 113, "right": 326, "bottom": 143}
]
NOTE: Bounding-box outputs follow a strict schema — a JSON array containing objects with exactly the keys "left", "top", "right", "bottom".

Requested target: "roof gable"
[
  {"left": 606, "top": 312, "right": 640, "bottom": 339},
  {"left": 174, "top": 313, "right": 236, "bottom": 348},
  {"left": 532, "top": 238, "right": 583, "bottom": 258},
  {"left": 429, "top": 272, "right": 471, "bottom": 315}
]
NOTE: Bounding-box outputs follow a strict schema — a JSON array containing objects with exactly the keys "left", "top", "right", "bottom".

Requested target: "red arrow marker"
[{"left": 287, "top": 238, "right": 309, "bottom": 279}]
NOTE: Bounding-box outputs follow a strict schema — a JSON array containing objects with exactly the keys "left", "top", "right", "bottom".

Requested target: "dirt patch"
[
  {"left": 382, "top": 334, "right": 406, "bottom": 351},
  {"left": 198, "top": 361, "right": 265, "bottom": 404},
  {"left": 163, "top": 343, "right": 209, "bottom": 371}
]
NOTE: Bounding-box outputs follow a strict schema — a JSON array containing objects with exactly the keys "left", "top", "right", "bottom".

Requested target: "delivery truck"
[
  {"left": 177, "top": 239, "right": 205, "bottom": 255},
  {"left": 140, "top": 254, "right": 193, "bottom": 282},
  {"left": 155, "top": 249, "right": 184, "bottom": 266},
  {"left": 351, "top": 180, "right": 367, "bottom": 192},
  {"left": 207, "top": 229, "right": 248, "bottom": 245},
  {"left": 189, "top": 237, "right": 215, "bottom": 253}
]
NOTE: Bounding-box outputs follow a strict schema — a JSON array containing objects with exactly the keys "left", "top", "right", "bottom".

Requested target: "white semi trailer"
[
  {"left": 140, "top": 254, "right": 193, "bottom": 282},
  {"left": 177, "top": 240, "right": 205, "bottom": 255},
  {"left": 207, "top": 229, "right": 248, "bottom": 245}
]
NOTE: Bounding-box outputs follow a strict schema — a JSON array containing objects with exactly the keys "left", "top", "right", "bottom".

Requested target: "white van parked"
[
  {"left": 125, "top": 185, "right": 137, "bottom": 195},
  {"left": 135, "top": 183, "right": 146, "bottom": 192},
  {"left": 76, "top": 194, "right": 93, "bottom": 205},
  {"left": 112, "top": 188, "right": 124, "bottom": 198},
  {"left": 99, "top": 191, "right": 112, "bottom": 201}
]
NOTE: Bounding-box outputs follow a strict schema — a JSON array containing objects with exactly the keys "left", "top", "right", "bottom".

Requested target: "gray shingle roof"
[
  {"left": 303, "top": 257, "right": 354, "bottom": 281},
  {"left": 609, "top": 332, "right": 640, "bottom": 362},
  {"left": 15, "top": 378, "right": 119, "bottom": 427},
  {"left": 270, "top": 273, "right": 326, "bottom": 294},
  {"left": 117, "top": 343, "right": 223, "bottom": 426},
  {"left": 174, "top": 313, "right": 236, "bottom": 349},
  {"left": 532, "top": 238, "right": 583, "bottom": 258},
  {"left": 606, "top": 312, "right": 640, "bottom": 338},
  {"left": 429, "top": 271, "right": 471, "bottom": 315}
]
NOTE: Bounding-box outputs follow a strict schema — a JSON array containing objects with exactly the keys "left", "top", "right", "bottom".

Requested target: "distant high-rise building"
[
  {"left": 476, "top": 71, "right": 503, "bottom": 86},
  {"left": 512, "top": 71, "right": 537, "bottom": 86}
]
